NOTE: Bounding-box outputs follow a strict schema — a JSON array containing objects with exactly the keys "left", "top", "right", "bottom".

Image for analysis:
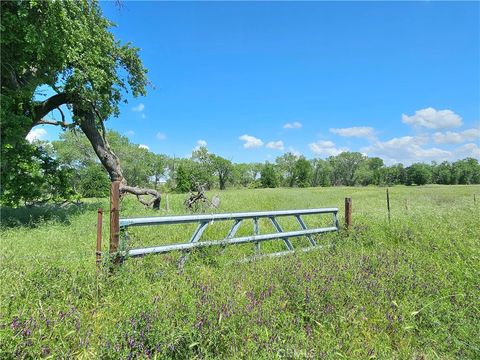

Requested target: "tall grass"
[{"left": 1, "top": 185, "right": 479, "bottom": 358}]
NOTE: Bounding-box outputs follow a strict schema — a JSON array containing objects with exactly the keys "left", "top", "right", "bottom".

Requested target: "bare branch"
[
  {"left": 120, "top": 184, "right": 161, "bottom": 209},
  {"left": 36, "top": 119, "right": 65, "bottom": 126},
  {"left": 57, "top": 107, "right": 66, "bottom": 126},
  {"left": 36, "top": 107, "right": 72, "bottom": 128},
  {"left": 33, "top": 93, "right": 70, "bottom": 124}
]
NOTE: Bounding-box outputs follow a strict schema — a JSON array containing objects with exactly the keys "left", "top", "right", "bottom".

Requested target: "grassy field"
[{"left": 1, "top": 185, "right": 479, "bottom": 359}]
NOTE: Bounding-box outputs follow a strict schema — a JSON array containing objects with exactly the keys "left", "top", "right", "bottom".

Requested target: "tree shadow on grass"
[{"left": 0, "top": 201, "right": 104, "bottom": 228}]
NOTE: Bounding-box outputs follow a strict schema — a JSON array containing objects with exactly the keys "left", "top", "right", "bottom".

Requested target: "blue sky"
[{"left": 30, "top": 1, "right": 479, "bottom": 165}]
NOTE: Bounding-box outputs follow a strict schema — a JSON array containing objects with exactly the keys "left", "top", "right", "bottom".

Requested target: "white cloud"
[
  {"left": 239, "top": 134, "right": 264, "bottom": 149},
  {"left": 132, "top": 103, "right": 145, "bottom": 112},
  {"left": 283, "top": 121, "right": 302, "bottom": 129},
  {"left": 266, "top": 140, "right": 284, "bottom": 150},
  {"left": 455, "top": 143, "right": 480, "bottom": 159},
  {"left": 362, "top": 135, "right": 452, "bottom": 164},
  {"left": 401, "top": 108, "right": 462, "bottom": 129},
  {"left": 330, "top": 126, "right": 375, "bottom": 139},
  {"left": 309, "top": 140, "right": 346, "bottom": 157},
  {"left": 125, "top": 130, "right": 135, "bottom": 137},
  {"left": 141, "top": 113, "right": 146, "bottom": 119},
  {"left": 26, "top": 128, "right": 48, "bottom": 143},
  {"left": 156, "top": 132, "right": 167, "bottom": 140},
  {"left": 433, "top": 128, "right": 480, "bottom": 144},
  {"left": 138, "top": 144, "right": 150, "bottom": 150},
  {"left": 314, "top": 140, "right": 335, "bottom": 148}
]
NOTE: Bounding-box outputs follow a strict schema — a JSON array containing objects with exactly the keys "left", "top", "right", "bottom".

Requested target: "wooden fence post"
[
  {"left": 110, "top": 181, "right": 120, "bottom": 261},
  {"left": 345, "top": 197, "right": 352, "bottom": 230},
  {"left": 96, "top": 208, "right": 103, "bottom": 267},
  {"left": 386, "top": 188, "right": 391, "bottom": 223}
]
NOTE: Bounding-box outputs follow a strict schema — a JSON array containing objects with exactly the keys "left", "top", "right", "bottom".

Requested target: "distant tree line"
[
  {"left": 2, "top": 129, "right": 479, "bottom": 206},
  {"left": 258, "top": 152, "right": 480, "bottom": 189}
]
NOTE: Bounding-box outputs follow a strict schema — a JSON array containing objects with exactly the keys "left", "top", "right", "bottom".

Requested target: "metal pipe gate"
[{"left": 119, "top": 208, "right": 340, "bottom": 260}]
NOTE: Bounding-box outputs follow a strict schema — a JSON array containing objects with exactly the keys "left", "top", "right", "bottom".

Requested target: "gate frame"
[{"left": 108, "top": 181, "right": 351, "bottom": 263}]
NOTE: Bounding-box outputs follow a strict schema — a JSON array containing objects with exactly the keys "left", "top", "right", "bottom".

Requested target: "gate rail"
[{"left": 119, "top": 208, "right": 340, "bottom": 259}]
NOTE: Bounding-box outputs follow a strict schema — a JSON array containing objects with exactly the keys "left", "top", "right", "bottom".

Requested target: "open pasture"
[{"left": 1, "top": 185, "right": 479, "bottom": 358}]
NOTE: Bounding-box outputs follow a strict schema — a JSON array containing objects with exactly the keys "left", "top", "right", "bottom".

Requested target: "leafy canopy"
[
  {"left": 1, "top": 0, "right": 148, "bottom": 205},
  {"left": 1, "top": 0, "right": 147, "bottom": 126}
]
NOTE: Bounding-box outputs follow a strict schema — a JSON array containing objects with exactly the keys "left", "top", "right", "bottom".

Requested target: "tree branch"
[
  {"left": 120, "top": 184, "right": 161, "bottom": 208},
  {"left": 33, "top": 93, "right": 70, "bottom": 124},
  {"left": 57, "top": 106, "right": 66, "bottom": 125},
  {"left": 89, "top": 101, "right": 108, "bottom": 140},
  {"left": 35, "top": 106, "right": 74, "bottom": 129},
  {"left": 36, "top": 119, "right": 65, "bottom": 126}
]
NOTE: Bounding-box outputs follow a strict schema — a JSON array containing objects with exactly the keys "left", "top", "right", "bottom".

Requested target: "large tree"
[
  {"left": 406, "top": 163, "right": 432, "bottom": 186},
  {"left": 293, "top": 156, "right": 313, "bottom": 188},
  {"left": 328, "top": 152, "right": 367, "bottom": 186},
  {"left": 452, "top": 158, "right": 480, "bottom": 184},
  {"left": 260, "top": 163, "right": 279, "bottom": 188},
  {"left": 211, "top": 155, "right": 233, "bottom": 190},
  {"left": 275, "top": 152, "right": 298, "bottom": 187},
  {"left": 311, "top": 159, "right": 332, "bottom": 187},
  {"left": 1, "top": 0, "right": 160, "bottom": 207}
]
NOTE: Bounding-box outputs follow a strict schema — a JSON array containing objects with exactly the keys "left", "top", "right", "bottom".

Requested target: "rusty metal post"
[
  {"left": 96, "top": 208, "right": 103, "bottom": 267},
  {"left": 110, "top": 181, "right": 120, "bottom": 260},
  {"left": 345, "top": 197, "right": 352, "bottom": 230},
  {"left": 386, "top": 188, "right": 391, "bottom": 223}
]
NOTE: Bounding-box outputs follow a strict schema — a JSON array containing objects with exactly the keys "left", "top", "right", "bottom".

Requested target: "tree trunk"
[
  {"left": 19, "top": 93, "right": 162, "bottom": 209},
  {"left": 74, "top": 106, "right": 161, "bottom": 208},
  {"left": 219, "top": 174, "right": 225, "bottom": 190},
  {"left": 77, "top": 108, "right": 124, "bottom": 182}
]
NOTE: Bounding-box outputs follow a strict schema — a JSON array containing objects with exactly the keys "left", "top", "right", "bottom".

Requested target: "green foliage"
[
  {"left": 231, "top": 163, "right": 256, "bottom": 187},
  {"left": 276, "top": 152, "right": 298, "bottom": 187},
  {"left": 78, "top": 164, "right": 110, "bottom": 198},
  {"left": 432, "top": 161, "right": 453, "bottom": 185},
  {"left": 311, "top": 159, "right": 332, "bottom": 187},
  {"left": 1, "top": 0, "right": 148, "bottom": 206},
  {"left": 0, "top": 142, "right": 76, "bottom": 206},
  {"left": 210, "top": 154, "right": 233, "bottom": 190},
  {"left": 368, "top": 157, "right": 385, "bottom": 185},
  {"left": 19, "top": 128, "right": 480, "bottom": 200},
  {"left": 407, "top": 163, "right": 432, "bottom": 186},
  {"left": 52, "top": 131, "right": 95, "bottom": 168},
  {"left": 356, "top": 158, "right": 385, "bottom": 186},
  {"left": 175, "top": 163, "right": 192, "bottom": 193},
  {"left": 172, "top": 148, "right": 234, "bottom": 192},
  {"left": 53, "top": 129, "right": 168, "bottom": 191},
  {"left": 172, "top": 158, "right": 213, "bottom": 193},
  {"left": 260, "top": 163, "right": 279, "bottom": 188},
  {"left": 384, "top": 164, "right": 407, "bottom": 185},
  {"left": 1, "top": 0, "right": 147, "bottom": 121},
  {"left": 190, "top": 147, "right": 216, "bottom": 189},
  {"left": 329, "top": 152, "right": 367, "bottom": 186},
  {"left": 453, "top": 158, "right": 480, "bottom": 184},
  {"left": 0, "top": 186, "right": 479, "bottom": 358},
  {"left": 146, "top": 153, "right": 168, "bottom": 190},
  {"left": 293, "top": 157, "right": 313, "bottom": 187}
]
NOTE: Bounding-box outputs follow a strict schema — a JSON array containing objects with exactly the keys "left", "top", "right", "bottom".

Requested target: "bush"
[
  {"left": 260, "top": 163, "right": 278, "bottom": 188},
  {"left": 78, "top": 164, "right": 111, "bottom": 198}
]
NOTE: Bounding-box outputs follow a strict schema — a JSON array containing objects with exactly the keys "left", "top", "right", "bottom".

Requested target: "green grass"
[{"left": 1, "top": 185, "right": 479, "bottom": 359}]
